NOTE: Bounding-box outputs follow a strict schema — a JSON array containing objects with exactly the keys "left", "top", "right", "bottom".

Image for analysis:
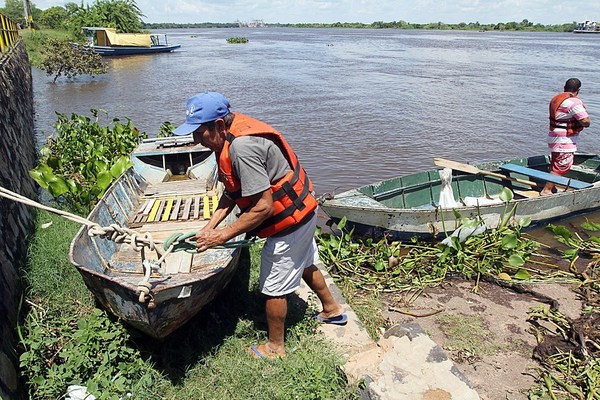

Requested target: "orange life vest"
[
  {"left": 217, "top": 113, "right": 317, "bottom": 238},
  {"left": 549, "top": 92, "right": 584, "bottom": 136}
]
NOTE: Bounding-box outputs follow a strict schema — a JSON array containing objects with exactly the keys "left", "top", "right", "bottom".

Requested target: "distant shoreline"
[{"left": 143, "top": 20, "right": 578, "bottom": 33}]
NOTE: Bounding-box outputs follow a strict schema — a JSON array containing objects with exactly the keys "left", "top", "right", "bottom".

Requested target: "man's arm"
[
  {"left": 202, "top": 193, "right": 236, "bottom": 230},
  {"left": 195, "top": 188, "right": 273, "bottom": 251},
  {"left": 578, "top": 116, "right": 591, "bottom": 128}
]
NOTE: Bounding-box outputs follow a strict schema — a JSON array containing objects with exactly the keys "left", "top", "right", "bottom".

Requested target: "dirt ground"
[{"left": 381, "top": 279, "right": 584, "bottom": 400}]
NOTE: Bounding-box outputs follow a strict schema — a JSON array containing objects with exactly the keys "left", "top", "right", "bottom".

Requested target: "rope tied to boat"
[
  {"left": 87, "top": 223, "right": 164, "bottom": 255},
  {"left": 162, "top": 231, "right": 258, "bottom": 253},
  {"left": 0, "top": 185, "right": 256, "bottom": 307}
]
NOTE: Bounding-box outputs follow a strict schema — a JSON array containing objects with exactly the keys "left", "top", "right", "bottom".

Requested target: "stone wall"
[{"left": 0, "top": 41, "right": 37, "bottom": 400}]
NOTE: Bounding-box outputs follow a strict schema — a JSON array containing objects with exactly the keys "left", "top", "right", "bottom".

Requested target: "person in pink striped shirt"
[{"left": 541, "top": 78, "right": 591, "bottom": 195}]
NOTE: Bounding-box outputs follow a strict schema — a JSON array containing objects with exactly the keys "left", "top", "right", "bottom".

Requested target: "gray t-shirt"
[{"left": 229, "top": 135, "right": 292, "bottom": 197}]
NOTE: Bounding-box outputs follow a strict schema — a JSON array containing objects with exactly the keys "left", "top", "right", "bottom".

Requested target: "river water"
[{"left": 32, "top": 28, "right": 600, "bottom": 198}]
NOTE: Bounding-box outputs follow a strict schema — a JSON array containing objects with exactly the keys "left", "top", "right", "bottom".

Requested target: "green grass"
[
  {"left": 19, "top": 28, "right": 77, "bottom": 67},
  {"left": 335, "top": 278, "right": 385, "bottom": 341},
  {"left": 21, "top": 210, "right": 356, "bottom": 399},
  {"left": 435, "top": 313, "right": 501, "bottom": 357},
  {"left": 24, "top": 210, "right": 94, "bottom": 305}
]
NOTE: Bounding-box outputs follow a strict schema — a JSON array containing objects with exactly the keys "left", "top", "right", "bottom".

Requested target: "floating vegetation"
[
  {"left": 528, "top": 305, "right": 600, "bottom": 399},
  {"left": 317, "top": 215, "right": 542, "bottom": 295},
  {"left": 226, "top": 37, "right": 249, "bottom": 44},
  {"left": 317, "top": 189, "right": 600, "bottom": 398},
  {"left": 525, "top": 221, "right": 600, "bottom": 399},
  {"left": 29, "top": 110, "right": 146, "bottom": 214},
  {"left": 317, "top": 189, "right": 548, "bottom": 295}
]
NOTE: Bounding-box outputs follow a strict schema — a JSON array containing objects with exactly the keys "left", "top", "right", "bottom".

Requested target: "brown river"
[{"left": 32, "top": 28, "right": 600, "bottom": 236}]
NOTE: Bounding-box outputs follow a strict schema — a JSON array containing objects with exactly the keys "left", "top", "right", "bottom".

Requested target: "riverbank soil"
[
  {"left": 375, "top": 219, "right": 600, "bottom": 399},
  {"left": 382, "top": 278, "right": 585, "bottom": 400}
]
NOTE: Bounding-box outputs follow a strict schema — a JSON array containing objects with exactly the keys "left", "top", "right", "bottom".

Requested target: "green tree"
[
  {"left": 1, "top": 0, "right": 42, "bottom": 26},
  {"left": 40, "top": 38, "right": 107, "bottom": 83},
  {"left": 39, "top": 0, "right": 145, "bottom": 35},
  {"left": 63, "top": 2, "right": 90, "bottom": 36},
  {"left": 2, "top": 0, "right": 26, "bottom": 25},
  {"left": 88, "top": 0, "right": 145, "bottom": 33},
  {"left": 38, "top": 6, "right": 67, "bottom": 29}
]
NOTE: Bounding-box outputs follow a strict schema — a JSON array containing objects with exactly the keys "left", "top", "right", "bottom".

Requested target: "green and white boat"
[{"left": 319, "top": 154, "right": 600, "bottom": 238}]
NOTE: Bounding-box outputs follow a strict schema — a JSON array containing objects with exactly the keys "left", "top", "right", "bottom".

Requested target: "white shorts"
[{"left": 259, "top": 212, "right": 320, "bottom": 296}]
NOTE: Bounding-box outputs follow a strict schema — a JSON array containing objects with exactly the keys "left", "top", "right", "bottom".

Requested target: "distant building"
[{"left": 236, "top": 19, "right": 266, "bottom": 28}]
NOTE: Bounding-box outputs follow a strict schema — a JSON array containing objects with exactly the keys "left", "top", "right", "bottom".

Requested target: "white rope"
[
  {"left": 0, "top": 185, "right": 168, "bottom": 305},
  {"left": 0, "top": 185, "right": 165, "bottom": 251}
]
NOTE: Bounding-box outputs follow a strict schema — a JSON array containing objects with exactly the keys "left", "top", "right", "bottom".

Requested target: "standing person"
[
  {"left": 541, "top": 78, "right": 591, "bottom": 195},
  {"left": 173, "top": 91, "right": 347, "bottom": 359}
]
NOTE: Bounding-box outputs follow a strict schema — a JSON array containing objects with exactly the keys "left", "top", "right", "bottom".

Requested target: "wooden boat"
[
  {"left": 319, "top": 154, "right": 600, "bottom": 239},
  {"left": 82, "top": 27, "right": 181, "bottom": 56},
  {"left": 69, "top": 136, "right": 244, "bottom": 338}
]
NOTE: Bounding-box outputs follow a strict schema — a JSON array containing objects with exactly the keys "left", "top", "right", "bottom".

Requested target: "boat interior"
[
  {"left": 70, "top": 140, "right": 239, "bottom": 284},
  {"left": 358, "top": 154, "right": 600, "bottom": 209}
]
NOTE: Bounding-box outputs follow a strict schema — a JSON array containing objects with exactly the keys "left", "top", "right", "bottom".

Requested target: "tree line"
[
  {"left": 268, "top": 19, "right": 576, "bottom": 32},
  {"left": 1, "top": 0, "right": 145, "bottom": 34}
]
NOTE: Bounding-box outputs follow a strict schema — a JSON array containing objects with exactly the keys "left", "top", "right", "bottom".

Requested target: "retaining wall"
[{"left": 0, "top": 40, "right": 37, "bottom": 400}]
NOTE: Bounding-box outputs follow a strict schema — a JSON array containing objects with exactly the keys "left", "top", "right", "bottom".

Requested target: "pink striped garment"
[{"left": 547, "top": 96, "right": 589, "bottom": 152}]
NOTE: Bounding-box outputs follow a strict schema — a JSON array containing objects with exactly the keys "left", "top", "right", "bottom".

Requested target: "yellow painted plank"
[
  {"left": 203, "top": 196, "right": 210, "bottom": 219},
  {"left": 162, "top": 199, "right": 174, "bottom": 221},
  {"left": 212, "top": 195, "right": 219, "bottom": 212},
  {"left": 148, "top": 200, "right": 162, "bottom": 222}
]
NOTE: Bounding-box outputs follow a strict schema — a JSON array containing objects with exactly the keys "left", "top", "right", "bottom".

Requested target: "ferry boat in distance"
[{"left": 574, "top": 20, "right": 600, "bottom": 33}]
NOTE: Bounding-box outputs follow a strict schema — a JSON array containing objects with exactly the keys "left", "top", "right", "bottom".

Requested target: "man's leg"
[
  {"left": 265, "top": 295, "right": 287, "bottom": 354},
  {"left": 540, "top": 181, "right": 555, "bottom": 195},
  {"left": 250, "top": 295, "right": 287, "bottom": 358},
  {"left": 542, "top": 152, "right": 574, "bottom": 195},
  {"left": 302, "top": 265, "right": 344, "bottom": 318}
]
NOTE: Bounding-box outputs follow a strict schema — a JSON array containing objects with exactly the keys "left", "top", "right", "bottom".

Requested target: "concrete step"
[{"left": 295, "top": 263, "right": 480, "bottom": 400}]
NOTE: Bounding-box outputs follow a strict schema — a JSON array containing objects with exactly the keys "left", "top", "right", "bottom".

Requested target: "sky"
[{"left": 31, "top": 0, "right": 600, "bottom": 25}]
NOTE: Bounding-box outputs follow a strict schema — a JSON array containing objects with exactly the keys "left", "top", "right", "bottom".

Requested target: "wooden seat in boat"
[{"left": 500, "top": 163, "right": 593, "bottom": 189}]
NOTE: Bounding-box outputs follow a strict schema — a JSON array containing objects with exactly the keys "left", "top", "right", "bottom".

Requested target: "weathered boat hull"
[
  {"left": 73, "top": 251, "right": 240, "bottom": 338},
  {"left": 69, "top": 139, "right": 243, "bottom": 338},
  {"left": 321, "top": 154, "right": 600, "bottom": 238}
]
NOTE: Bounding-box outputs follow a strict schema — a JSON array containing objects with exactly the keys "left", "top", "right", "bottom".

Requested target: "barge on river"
[
  {"left": 82, "top": 27, "right": 181, "bottom": 56},
  {"left": 320, "top": 154, "right": 600, "bottom": 239},
  {"left": 69, "top": 136, "right": 243, "bottom": 338},
  {"left": 573, "top": 20, "right": 600, "bottom": 33}
]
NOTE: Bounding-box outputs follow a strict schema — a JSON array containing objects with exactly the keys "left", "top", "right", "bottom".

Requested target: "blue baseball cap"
[{"left": 173, "top": 92, "right": 231, "bottom": 136}]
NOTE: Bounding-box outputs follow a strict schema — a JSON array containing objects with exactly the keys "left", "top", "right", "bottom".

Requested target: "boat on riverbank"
[
  {"left": 69, "top": 136, "right": 243, "bottom": 338},
  {"left": 573, "top": 20, "right": 600, "bottom": 33},
  {"left": 82, "top": 27, "right": 181, "bottom": 56},
  {"left": 319, "top": 154, "right": 600, "bottom": 239}
]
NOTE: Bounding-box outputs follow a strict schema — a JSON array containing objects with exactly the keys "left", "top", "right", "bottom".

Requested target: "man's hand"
[
  {"left": 579, "top": 116, "right": 591, "bottom": 128},
  {"left": 195, "top": 228, "right": 228, "bottom": 252},
  {"left": 194, "top": 189, "right": 273, "bottom": 251}
]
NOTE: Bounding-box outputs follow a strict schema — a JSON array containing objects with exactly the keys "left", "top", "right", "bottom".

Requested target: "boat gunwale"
[{"left": 324, "top": 154, "right": 600, "bottom": 211}]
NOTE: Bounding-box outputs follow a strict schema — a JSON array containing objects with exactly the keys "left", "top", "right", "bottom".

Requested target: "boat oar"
[{"left": 433, "top": 158, "right": 539, "bottom": 188}]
